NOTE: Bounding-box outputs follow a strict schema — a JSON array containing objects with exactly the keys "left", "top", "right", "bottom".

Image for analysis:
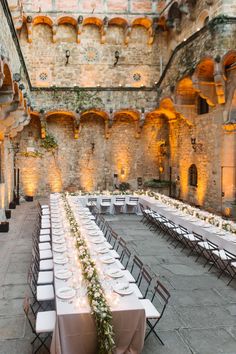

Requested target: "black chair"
[
  {"left": 23, "top": 295, "right": 56, "bottom": 354},
  {"left": 140, "top": 279, "right": 170, "bottom": 345},
  {"left": 209, "top": 248, "right": 236, "bottom": 279},
  {"left": 137, "top": 267, "right": 153, "bottom": 298},
  {"left": 130, "top": 255, "right": 143, "bottom": 283},
  {"left": 195, "top": 238, "right": 219, "bottom": 267}
]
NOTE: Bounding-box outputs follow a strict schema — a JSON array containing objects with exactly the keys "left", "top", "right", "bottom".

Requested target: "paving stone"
[
  {"left": 0, "top": 339, "right": 32, "bottom": 354},
  {"left": 0, "top": 316, "right": 25, "bottom": 339},
  {"left": 142, "top": 330, "right": 193, "bottom": 354},
  {"left": 175, "top": 305, "right": 236, "bottom": 328},
  {"left": 180, "top": 328, "right": 236, "bottom": 354},
  {"left": 3, "top": 285, "right": 28, "bottom": 300},
  {"left": 0, "top": 299, "right": 25, "bottom": 315},
  {"left": 4, "top": 273, "right": 28, "bottom": 285},
  {"left": 169, "top": 289, "right": 225, "bottom": 306}
]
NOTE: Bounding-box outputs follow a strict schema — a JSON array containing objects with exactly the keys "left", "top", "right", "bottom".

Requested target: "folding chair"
[
  {"left": 137, "top": 267, "right": 153, "bottom": 298},
  {"left": 227, "top": 261, "right": 236, "bottom": 286},
  {"left": 109, "top": 230, "right": 119, "bottom": 249},
  {"left": 120, "top": 246, "right": 132, "bottom": 269},
  {"left": 23, "top": 296, "right": 56, "bottom": 354},
  {"left": 130, "top": 255, "right": 143, "bottom": 283},
  {"left": 195, "top": 238, "right": 219, "bottom": 267},
  {"left": 86, "top": 197, "right": 97, "bottom": 211},
  {"left": 140, "top": 279, "right": 170, "bottom": 344},
  {"left": 209, "top": 248, "right": 236, "bottom": 278},
  {"left": 126, "top": 197, "right": 139, "bottom": 214},
  {"left": 113, "top": 197, "right": 126, "bottom": 214},
  {"left": 100, "top": 198, "right": 111, "bottom": 214}
]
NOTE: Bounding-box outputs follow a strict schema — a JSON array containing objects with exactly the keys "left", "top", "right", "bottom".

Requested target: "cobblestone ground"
[
  {"left": 0, "top": 200, "right": 47, "bottom": 354},
  {"left": 0, "top": 205, "right": 236, "bottom": 354},
  {"left": 106, "top": 214, "right": 236, "bottom": 354}
]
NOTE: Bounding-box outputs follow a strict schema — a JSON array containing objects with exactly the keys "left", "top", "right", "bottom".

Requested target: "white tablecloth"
[
  {"left": 50, "top": 196, "right": 145, "bottom": 354},
  {"left": 139, "top": 195, "right": 236, "bottom": 255}
]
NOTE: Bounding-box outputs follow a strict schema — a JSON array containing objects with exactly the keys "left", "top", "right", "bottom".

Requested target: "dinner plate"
[
  {"left": 53, "top": 237, "right": 65, "bottom": 244},
  {"left": 89, "top": 237, "right": 105, "bottom": 244},
  {"left": 96, "top": 246, "right": 109, "bottom": 254},
  {"left": 106, "top": 269, "right": 124, "bottom": 278},
  {"left": 100, "top": 255, "right": 115, "bottom": 264},
  {"left": 54, "top": 256, "right": 68, "bottom": 265},
  {"left": 53, "top": 244, "right": 67, "bottom": 253},
  {"left": 56, "top": 287, "right": 76, "bottom": 300},
  {"left": 113, "top": 283, "right": 133, "bottom": 295},
  {"left": 55, "top": 269, "right": 72, "bottom": 280},
  {"left": 52, "top": 231, "right": 64, "bottom": 237},
  {"left": 52, "top": 223, "right": 63, "bottom": 229}
]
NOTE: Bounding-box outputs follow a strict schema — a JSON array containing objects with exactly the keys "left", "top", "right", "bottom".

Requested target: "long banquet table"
[
  {"left": 50, "top": 195, "right": 146, "bottom": 354},
  {"left": 139, "top": 195, "right": 236, "bottom": 255},
  {"left": 77, "top": 194, "right": 236, "bottom": 255}
]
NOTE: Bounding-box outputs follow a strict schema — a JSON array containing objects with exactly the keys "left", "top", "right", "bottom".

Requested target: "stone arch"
[
  {"left": 32, "top": 15, "right": 54, "bottom": 27},
  {"left": 194, "top": 57, "right": 215, "bottom": 82},
  {"left": 108, "top": 17, "right": 129, "bottom": 28},
  {"left": 0, "top": 62, "right": 14, "bottom": 104},
  {"left": 131, "top": 18, "right": 152, "bottom": 30},
  {"left": 175, "top": 77, "right": 197, "bottom": 106},
  {"left": 56, "top": 16, "right": 77, "bottom": 27},
  {"left": 222, "top": 50, "right": 236, "bottom": 78},
  {"left": 83, "top": 17, "right": 103, "bottom": 29},
  {"left": 192, "top": 57, "right": 217, "bottom": 106}
]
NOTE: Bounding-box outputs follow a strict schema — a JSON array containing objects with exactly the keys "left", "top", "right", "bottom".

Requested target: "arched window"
[
  {"left": 189, "top": 164, "right": 198, "bottom": 187},
  {"left": 197, "top": 96, "right": 209, "bottom": 115}
]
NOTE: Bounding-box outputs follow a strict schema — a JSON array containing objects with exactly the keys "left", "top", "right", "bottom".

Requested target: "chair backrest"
[
  {"left": 88, "top": 198, "right": 97, "bottom": 202},
  {"left": 110, "top": 231, "right": 119, "bottom": 248},
  {"left": 178, "top": 225, "right": 188, "bottom": 234},
  {"left": 206, "top": 239, "right": 219, "bottom": 250},
  {"left": 129, "top": 197, "right": 139, "bottom": 202},
  {"left": 115, "top": 197, "right": 125, "bottom": 202},
  {"left": 139, "top": 203, "right": 145, "bottom": 213},
  {"left": 192, "top": 231, "right": 203, "bottom": 242},
  {"left": 101, "top": 198, "right": 111, "bottom": 203},
  {"left": 23, "top": 296, "right": 36, "bottom": 333},
  {"left": 138, "top": 267, "right": 152, "bottom": 298},
  {"left": 152, "top": 279, "right": 170, "bottom": 319},
  {"left": 130, "top": 255, "right": 143, "bottom": 282},
  {"left": 223, "top": 249, "right": 236, "bottom": 260},
  {"left": 116, "top": 237, "right": 126, "bottom": 253},
  {"left": 120, "top": 246, "right": 131, "bottom": 269}
]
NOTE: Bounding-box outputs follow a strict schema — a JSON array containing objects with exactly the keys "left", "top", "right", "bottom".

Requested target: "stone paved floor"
[
  {"left": 106, "top": 214, "right": 236, "bottom": 354},
  {"left": 0, "top": 200, "right": 44, "bottom": 354},
  {"left": 0, "top": 204, "right": 236, "bottom": 354}
]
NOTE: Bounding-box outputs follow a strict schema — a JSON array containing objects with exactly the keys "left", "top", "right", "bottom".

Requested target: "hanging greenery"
[
  {"left": 20, "top": 150, "right": 43, "bottom": 158},
  {"left": 40, "top": 132, "right": 58, "bottom": 152},
  {"left": 75, "top": 90, "right": 105, "bottom": 111}
]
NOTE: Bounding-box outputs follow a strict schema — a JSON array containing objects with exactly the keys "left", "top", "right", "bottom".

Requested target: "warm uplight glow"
[
  {"left": 49, "top": 166, "right": 62, "bottom": 193},
  {"left": 0, "top": 184, "right": 5, "bottom": 208},
  {"left": 21, "top": 164, "right": 39, "bottom": 197}
]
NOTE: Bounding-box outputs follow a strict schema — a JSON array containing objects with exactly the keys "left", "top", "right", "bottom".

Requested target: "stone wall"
[
  {"left": 15, "top": 112, "right": 169, "bottom": 195},
  {"left": 19, "top": 23, "right": 163, "bottom": 88}
]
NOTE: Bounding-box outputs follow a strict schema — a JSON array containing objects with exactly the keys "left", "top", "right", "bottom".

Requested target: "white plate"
[
  {"left": 106, "top": 269, "right": 124, "bottom": 278},
  {"left": 53, "top": 245, "right": 67, "bottom": 253},
  {"left": 56, "top": 287, "right": 76, "bottom": 300},
  {"left": 53, "top": 237, "right": 65, "bottom": 244},
  {"left": 52, "top": 223, "right": 63, "bottom": 229},
  {"left": 89, "top": 237, "right": 105, "bottom": 244},
  {"left": 54, "top": 256, "right": 68, "bottom": 265},
  {"left": 96, "top": 247, "right": 109, "bottom": 254},
  {"left": 55, "top": 269, "right": 72, "bottom": 280},
  {"left": 100, "top": 256, "right": 115, "bottom": 264},
  {"left": 113, "top": 283, "right": 133, "bottom": 295}
]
